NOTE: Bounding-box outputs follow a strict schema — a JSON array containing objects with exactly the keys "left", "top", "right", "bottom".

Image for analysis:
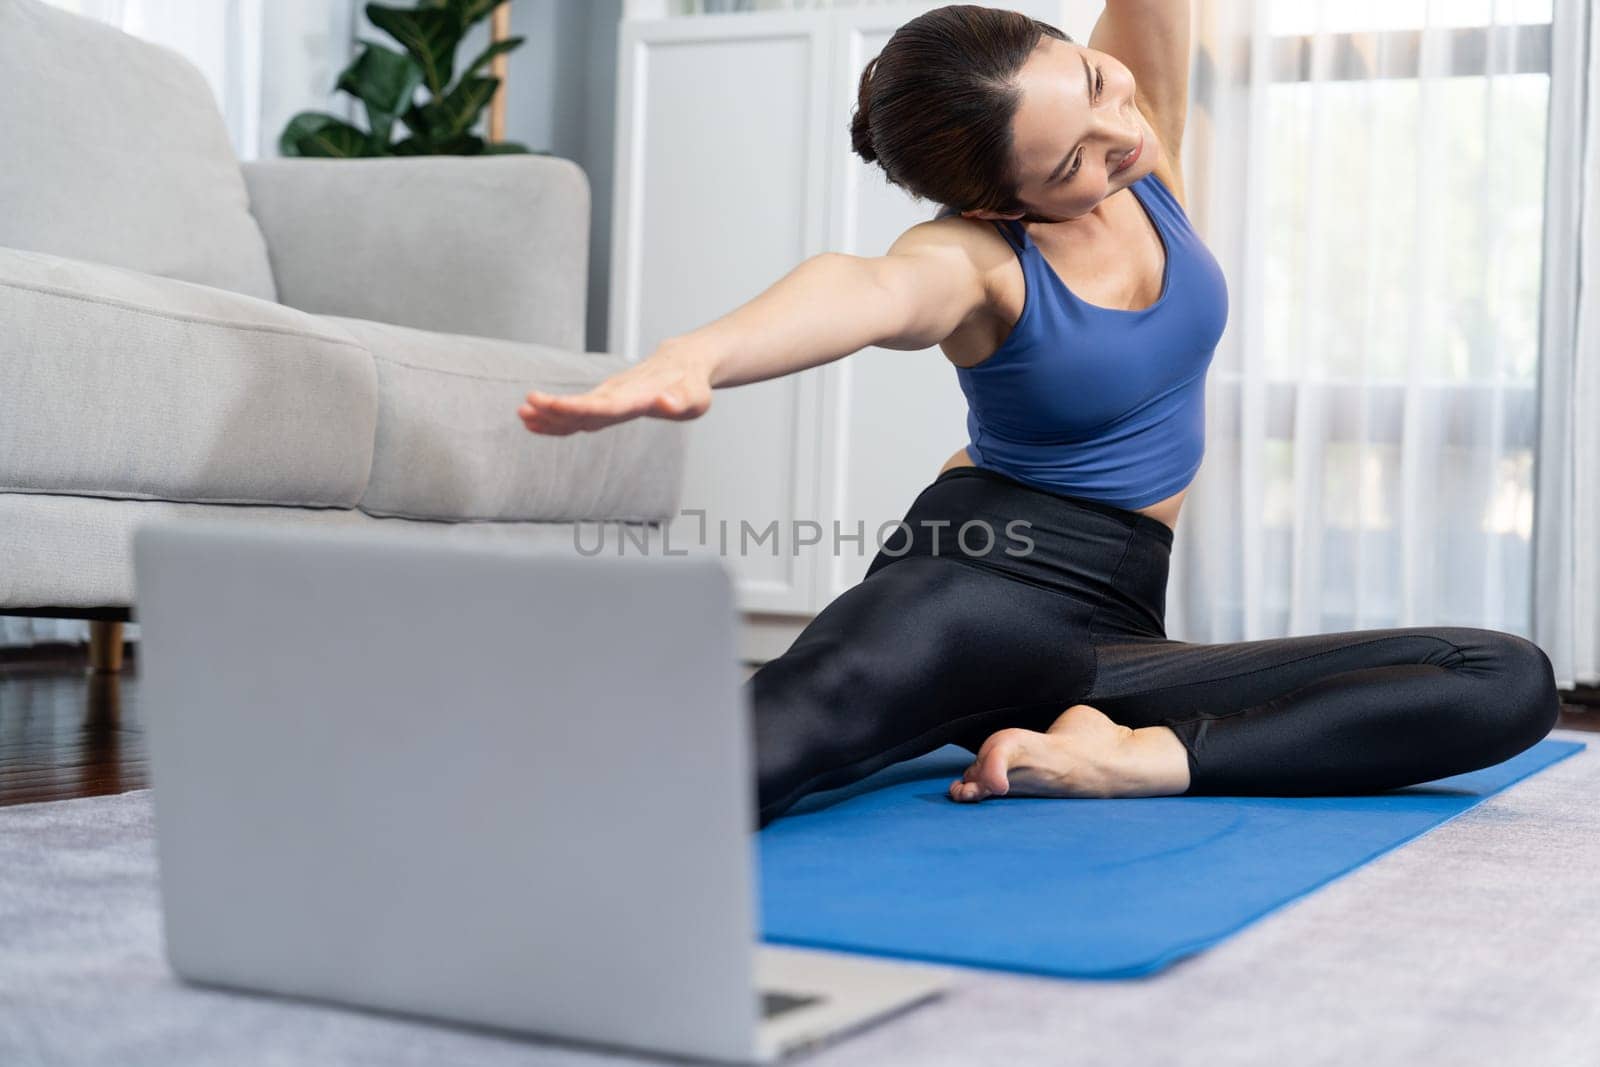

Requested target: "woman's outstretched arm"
[{"left": 518, "top": 223, "right": 993, "bottom": 436}]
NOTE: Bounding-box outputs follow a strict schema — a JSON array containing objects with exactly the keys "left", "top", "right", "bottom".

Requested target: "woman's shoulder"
[
  {"left": 887, "top": 212, "right": 1027, "bottom": 360},
  {"left": 903, "top": 207, "right": 1019, "bottom": 255},
  {"left": 920, "top": 207, "right": 1024, "bottom": 254}
]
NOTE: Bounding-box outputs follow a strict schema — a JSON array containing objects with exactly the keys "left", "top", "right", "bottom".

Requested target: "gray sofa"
[{"left": 0, "top": 0, "right": 688, "bottom": 642}]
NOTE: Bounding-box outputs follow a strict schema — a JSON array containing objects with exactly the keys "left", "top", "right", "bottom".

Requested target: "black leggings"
[{"left": 747, "top": 466, "right": 1561, "bottom": 827}]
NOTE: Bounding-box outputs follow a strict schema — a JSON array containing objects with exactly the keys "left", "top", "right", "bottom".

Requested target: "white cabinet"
[{"left": 610, "top": 3, "right": 1087, "bottom": 648}]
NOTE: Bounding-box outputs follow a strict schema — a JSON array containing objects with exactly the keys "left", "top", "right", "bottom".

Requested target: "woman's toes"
[
  {"left": 950, "top": 759, "right": 1002, "bottom": 802},
  {"left": 950, "top": 723, "right": 1106, "bottom": 805},
  {"left": 974, "top": 750, "right": 1013, "bottom": 796},
  {"left": 977, "top": 728, "right": 1040, "bottom": 794}
]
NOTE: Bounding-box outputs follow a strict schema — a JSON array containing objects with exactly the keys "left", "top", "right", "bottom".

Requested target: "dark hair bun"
[
  {"left": 850, "top": 108, "right": 877, "bottom": 164},
  {"left": 850, "top": 55, "right": 880, "bottom": 164}
]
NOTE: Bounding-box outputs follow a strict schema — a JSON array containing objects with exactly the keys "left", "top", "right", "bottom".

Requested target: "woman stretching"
[{"left": 519, "top": 3, "right": 1560, "bottom": 828}]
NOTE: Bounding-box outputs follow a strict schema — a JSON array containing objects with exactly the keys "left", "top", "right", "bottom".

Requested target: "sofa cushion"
[
  {"left": 0, "top": 492, "right": 673, "bottom": 611},
  {"left": 243, "top": 157, "right": 591, "bottom": 350},
  {"left": 0, "top": 248, "right": 377, "bottom": 508},
  {"left": 325, "top": 317, "right": 688, "bottom": 523},
  {"left": 0, "top": 0, "right": 277, "bottom": 301}
]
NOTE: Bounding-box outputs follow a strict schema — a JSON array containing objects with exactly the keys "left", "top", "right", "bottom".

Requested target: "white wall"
[{"left": 501, "top": 0, "right": 627, "bottom": 354}]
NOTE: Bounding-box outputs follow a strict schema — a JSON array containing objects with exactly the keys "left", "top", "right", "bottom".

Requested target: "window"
[{"left": 1211, "top": 2, "right": 1553, "bottom": 636}]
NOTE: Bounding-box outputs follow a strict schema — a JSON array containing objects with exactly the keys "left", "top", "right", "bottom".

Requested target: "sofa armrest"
[{"left": 242, "top": 155, "right": 589, "bottom": 350}]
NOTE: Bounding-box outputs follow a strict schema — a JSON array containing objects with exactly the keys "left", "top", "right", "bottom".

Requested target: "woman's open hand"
[{"left": 518, "top": 340, "right": 715, "bottom": 436}]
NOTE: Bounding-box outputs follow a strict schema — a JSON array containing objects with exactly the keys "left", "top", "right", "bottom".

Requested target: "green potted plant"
[{"left": 279, "top": 0, "right": 539, "bottom": 157}]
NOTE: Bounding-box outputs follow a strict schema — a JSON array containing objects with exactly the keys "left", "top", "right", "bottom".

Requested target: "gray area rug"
[{"left": 3, "top": 729, "right": 1598, "bottom": 1067}]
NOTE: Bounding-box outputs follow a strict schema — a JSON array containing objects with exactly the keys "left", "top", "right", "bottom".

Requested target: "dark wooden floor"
[
  {"left": 1, "top": 641, "right": 1597, "bottom": 808},
  {"left": 0, "top": 645, "right": 147, "bottom": 806}
]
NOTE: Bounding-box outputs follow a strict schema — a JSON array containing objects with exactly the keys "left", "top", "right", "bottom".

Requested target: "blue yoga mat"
[{"left": 757, "top": 738, "right": 1585, "bottom": 980}]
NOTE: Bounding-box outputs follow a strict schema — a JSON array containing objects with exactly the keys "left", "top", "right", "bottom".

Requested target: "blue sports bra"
[{"left": 938, "top": 172, "right": 1229, "bottom": 511}]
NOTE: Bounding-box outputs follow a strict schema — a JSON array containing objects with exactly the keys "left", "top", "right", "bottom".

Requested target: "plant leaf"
[
  {"left": 365, "top": 2, "right": 462, "bottom": 96},
  {"left": 279, "top": 113, "right": 374, "bottom": 158},
  {"left": 435, "top": 132, "right": 487, "bottom": 155},
  {"left": 398, "top": 103, "right": 429, "bottom": 137},
  {"left": 423, "top": 74, "right": 499, "bottom": 141},
  {"left": 453, "top": 0, "right": 505, "bottom": 27},
  {"left": 335, "top": 40, "right": 423, "bottom": 146},
  {"left": 481, "top": 140, "right": 531, "bottom": 154},
  {"left": 386, "top": 133, "right": 485, "bottom": 157},
  {"left": 461, "top": 35, "right": 523, "bottom": 80}
]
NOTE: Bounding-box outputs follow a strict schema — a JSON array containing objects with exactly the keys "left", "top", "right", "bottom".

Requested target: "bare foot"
[{"left": 947, "top": 703, "right": 1191, "bottom": 804}]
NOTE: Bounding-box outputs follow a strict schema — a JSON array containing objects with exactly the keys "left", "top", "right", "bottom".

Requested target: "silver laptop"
[{"left": 130, "top": 520, "right": 951, "bottom": 1064}]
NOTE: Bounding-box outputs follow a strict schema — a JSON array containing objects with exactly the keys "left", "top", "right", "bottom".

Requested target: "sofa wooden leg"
[{"left": 88, "top": 620, "right": 125, "bottom": 674}]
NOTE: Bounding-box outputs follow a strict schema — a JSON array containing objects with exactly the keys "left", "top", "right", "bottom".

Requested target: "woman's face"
[{"left": 966, "top": 35, "right": 1158, "bottom": 224}]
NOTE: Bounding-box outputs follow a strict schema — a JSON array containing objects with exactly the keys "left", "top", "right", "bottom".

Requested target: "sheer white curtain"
[
  {"left": 2, "top": 0, "right": 355, "bottom": 650},
  {"left": 1168, "top": 0, "right": 1555, "bottom": 648},
  {"left": 1532, "top": 0, "right": 1599, "bottom": 688}
]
